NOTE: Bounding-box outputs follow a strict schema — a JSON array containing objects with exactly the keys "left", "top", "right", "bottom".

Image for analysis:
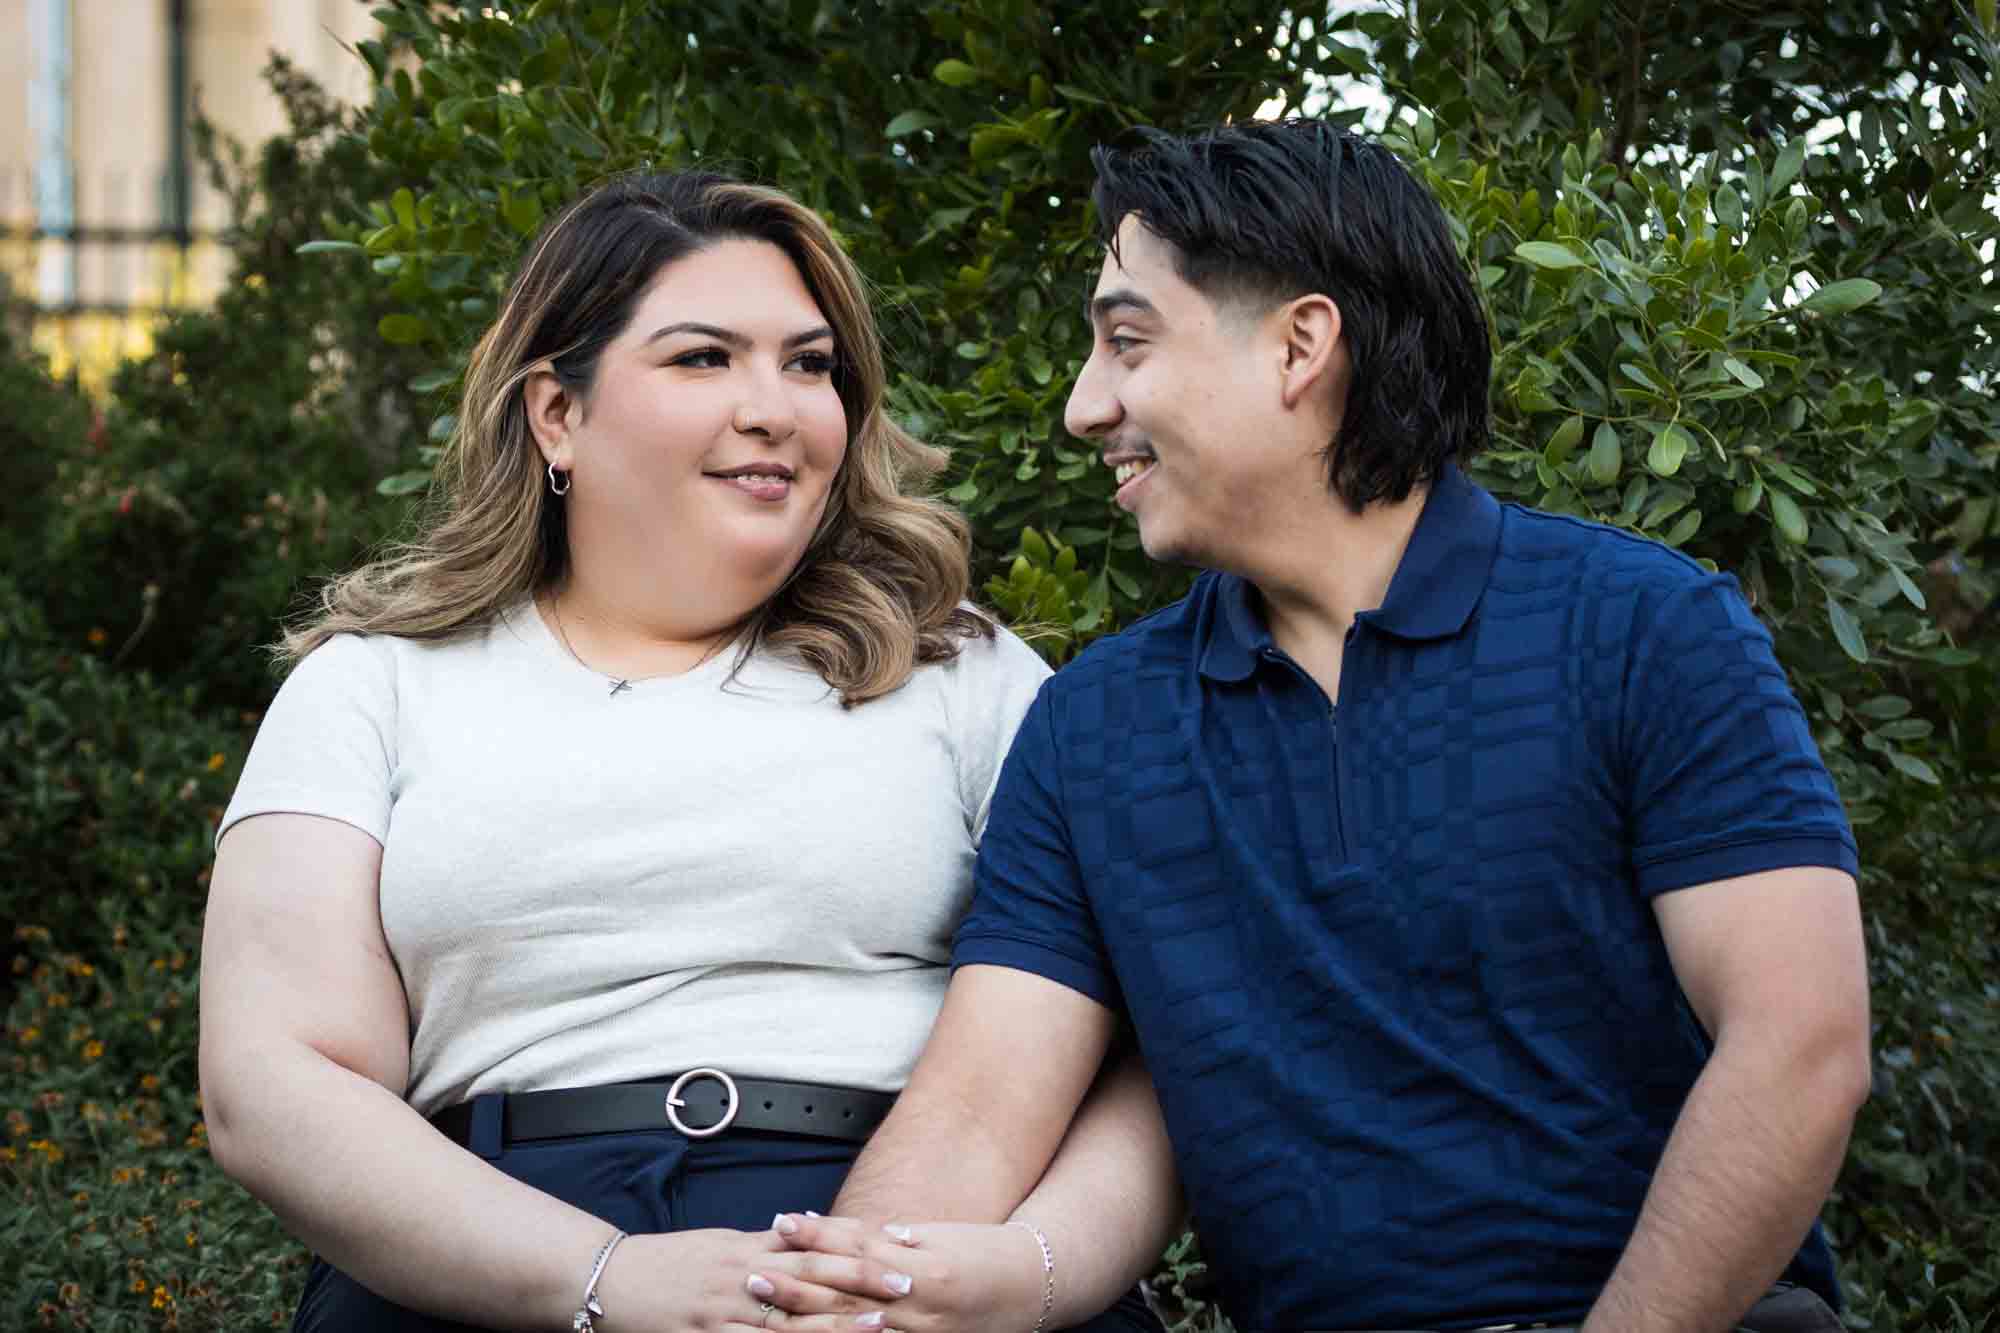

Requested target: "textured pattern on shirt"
[{"left": 956, "top": 470, "right": 1855, "bottom": 1330}]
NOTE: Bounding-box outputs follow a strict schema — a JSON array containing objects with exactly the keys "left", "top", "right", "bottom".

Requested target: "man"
[{"left": 821, "top": 120, "right": 1871, "bottom": 1332}]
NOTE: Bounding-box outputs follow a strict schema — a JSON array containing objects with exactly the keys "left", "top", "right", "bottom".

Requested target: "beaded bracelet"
[
  {"left": 1008, "top": 1218, "right": 1055, "bottom": 1333},
  {"left": 572, "top": 1228, "right": 627, "bottom": 1332}
]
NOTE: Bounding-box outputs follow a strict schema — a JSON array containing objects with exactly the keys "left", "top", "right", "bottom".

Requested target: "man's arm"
[
  {"left": 1582, "top": 865, "right": 1870, "bottom": 1333},
  {"left": 833, "top": 963, "right": 1119, "bottom": 1221}
]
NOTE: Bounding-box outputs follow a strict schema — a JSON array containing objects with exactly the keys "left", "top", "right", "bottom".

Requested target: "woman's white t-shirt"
[{"left": 219, "top": 601, "right": 1050, "bottom": 1117}]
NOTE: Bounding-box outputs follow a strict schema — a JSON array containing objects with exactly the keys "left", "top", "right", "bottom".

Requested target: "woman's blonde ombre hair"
[{"left": 285, "top": 170, "right": 989, "bottom": 705}]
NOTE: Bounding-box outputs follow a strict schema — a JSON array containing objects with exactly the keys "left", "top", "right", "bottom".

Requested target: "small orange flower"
[
  {"left": 130, "top": 1277, "right": 147, "bottom": 1294},
  {"left": 17, "top": 1026, "right": 39, "bottom": 1045},
  {"left": 86, "top": 628, "right": 108, "bottom": 647},
  {"left": 0, "top": 1146, "right": 16, "bottom": 1162},
  {"left": 185, "top": 1229, "right": 198, "bottom": 1247},
  {"left": 82, "top": 1040, "right": 105, "bottom": 1061},
  {"left": 206, "top": 752, "right": 226, "bottom": 772},
  {"left": 151, "top": 1285, "right": 171, "bottom": 1310},
  {"left": 140, "top": 1074, "right": 161, "bottom": 1093}
]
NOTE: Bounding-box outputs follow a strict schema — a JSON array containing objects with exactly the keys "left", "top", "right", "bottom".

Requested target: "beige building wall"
[{"left": 0, "top": 0, "right": 382, "bottom": 383}]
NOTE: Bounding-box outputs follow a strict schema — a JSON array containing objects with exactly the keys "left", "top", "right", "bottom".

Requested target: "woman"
[{"left": 199, "top": 171, "right": 1178, "bottom": 1333}]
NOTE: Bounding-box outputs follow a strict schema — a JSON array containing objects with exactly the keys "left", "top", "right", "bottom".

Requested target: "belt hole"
[
  {"left": 763, "top": 1100, "right": 774, "bottom": 1110},
  {"left": 804, "top": 1104, "right": 815, "bottom": 1115},
  {"left": 842, "top": 1109, "right": 852, "bottom": 1119}
]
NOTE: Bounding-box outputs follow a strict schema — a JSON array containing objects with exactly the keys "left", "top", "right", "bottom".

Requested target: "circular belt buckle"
[{"left": 664, "top": 1068, "right": 740, "bottom": 1139}]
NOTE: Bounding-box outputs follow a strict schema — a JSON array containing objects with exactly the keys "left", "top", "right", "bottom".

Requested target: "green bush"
[{"left": 0, "top": 576, "right": 292, "bottom": 1329}]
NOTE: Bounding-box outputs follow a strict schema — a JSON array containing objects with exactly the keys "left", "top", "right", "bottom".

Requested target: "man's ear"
[
  {"left": 1275, "top": 294, "right": 1344, "bottom": 411},
  {"left": 522, "top": 365, "right": 581, "bottom": 470}
]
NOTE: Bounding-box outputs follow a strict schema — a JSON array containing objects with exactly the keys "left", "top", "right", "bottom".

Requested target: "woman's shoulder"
[{"left": 935, "top": 606, "right": 1052, "bottom": 687}]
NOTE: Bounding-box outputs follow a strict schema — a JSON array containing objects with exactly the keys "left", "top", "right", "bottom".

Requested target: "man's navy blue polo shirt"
[{"left": 955, "top": 465, "right": 1858, "bottom": 1330}]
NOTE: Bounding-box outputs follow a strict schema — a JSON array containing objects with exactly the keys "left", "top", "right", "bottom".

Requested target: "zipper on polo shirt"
[{"left": 1259, "top": 643, "right": 1348, "bottom": 860}]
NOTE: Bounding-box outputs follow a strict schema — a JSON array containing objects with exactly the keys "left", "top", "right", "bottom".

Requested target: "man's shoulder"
[{"left": 1495, "top": 500, "right": 1730, "bottom": 607}]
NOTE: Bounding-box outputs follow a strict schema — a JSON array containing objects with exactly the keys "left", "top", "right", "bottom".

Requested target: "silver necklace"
[
  {"left": 544, "top": 594, "right": 730, "bottom": 697},
  {"left": 547, "top": 595, "right": 649, "bottom": 697}
]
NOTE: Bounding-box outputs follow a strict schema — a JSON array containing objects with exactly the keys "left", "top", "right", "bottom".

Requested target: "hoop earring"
[{"left": 547, "top": 462, "right": 571, "bottom": 497}]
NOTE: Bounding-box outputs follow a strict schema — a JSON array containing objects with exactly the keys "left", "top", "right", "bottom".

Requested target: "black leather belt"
[{"left": 429, "top": 1069, "right": 895, "bottom": 1147}]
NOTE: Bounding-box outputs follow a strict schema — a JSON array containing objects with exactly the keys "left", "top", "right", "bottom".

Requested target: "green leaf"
[
  {"left": 392, "top": 187, "right": 417, "bottom": 230},
  {"left": 1586, "top": 423, "right": 1621, "bottom": 486},
  {"left": 1544, "top": 415, "right": 1584, "bottom": 466},
  {"left": 1646, "top": 424, "right": 1690, "bottom": 476},
  {"left": 1770, "top": 137, "right": 1808, "bottom": 195},
  {"left": 376, "top": 470, "right": 433, "bottom": 496},
  {"left": 1826, "top": 594, "right": 1868, "bottom": 663},
  {"left": 970, "top": 127, "right": 1023, "bottom": 161},
  {"left": 934, "top": 59, "right": 981, "bottom": 87},
  {"left": 504, "top": 190, "right": 543, "bottom": 236},
  {"left": 1514, "top": 241, "right": 1586, "bottom": 270},
  {"left": 884, "top": 110, "right": 943, "bottom": 138},
  {"left": 296, "top": 239, "right": 365, "bottom": 256},
  {"left": 1722, "top": 357, "right": 1764, "bottom": 389},
  {"left": 1886, "top": 751, "right": 1940, "bottom": 785},
  {"left": 1769, "top": 490, "right": 1809, "bottom": 544},
  {"left": 1733, "top": 477, "right": 1764, "bottom": 514},
  {"left": 377, "top": 313, "right": 431, "bottom": 345},
  {"left": 1801, "top": 278, "right": 1883, "bottom": 316},
  {"left": 945, "top": 478, "right": 979, "bottom": 503},
  {"left": 1020, "top": 526, "right": 1051, "bottom": 566},
  {"left": 1890, "top": 565, "right": 1928, "bottom": 610},
  {"left": 1662, "top": 509, "right": 1702, "bottom": 546},
  {"left": 408, "top": 369, "right": 457, "bottom": 394}
]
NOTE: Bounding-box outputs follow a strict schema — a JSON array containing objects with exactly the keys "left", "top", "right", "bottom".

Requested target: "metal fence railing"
[{"left": 0, "top": 168, "right": 226, "bottom": 392}]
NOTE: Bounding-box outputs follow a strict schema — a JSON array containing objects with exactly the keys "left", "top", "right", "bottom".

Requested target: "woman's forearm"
[
  {"left": 207, "top": 1040, "right": 609, "bottom": 1330},
  {"left": 1009, "top": 1048, "right": 1184, "bottom": 1326}
]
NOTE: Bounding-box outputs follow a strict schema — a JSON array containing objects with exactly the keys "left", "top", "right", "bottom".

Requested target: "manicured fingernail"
[
  {"left": 854, "top": 1315, "right": 885, "bottom": 1329},
  {"left": 804, "top": 1210, "right": 821, "bottom": 1217},
  {"left": 747, "top": 1274, "right": 776, "bottom": 1299},
  {"left": 773, "top": 1214, "right": 798, "bottom": 1236},
  {"left": 882, "top": 1223, "right": 913, "bottom": 1243},
  {"left": 884, "top": 1272, "right": 913, "bottom": 1296}
]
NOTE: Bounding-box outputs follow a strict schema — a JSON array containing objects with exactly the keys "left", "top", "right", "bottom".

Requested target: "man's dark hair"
[{"left": 1089, "top": 119, "right": 1491, "bottom": 510}]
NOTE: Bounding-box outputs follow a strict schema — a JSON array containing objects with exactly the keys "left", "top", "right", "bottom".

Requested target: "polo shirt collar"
[{"left": 1198, "top": 463, "right": 1503, "bottom": 682}]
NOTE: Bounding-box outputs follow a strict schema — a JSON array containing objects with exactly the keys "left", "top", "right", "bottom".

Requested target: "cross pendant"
[{"left": 608, "top": 679, "right": 632, "bottom": 697}]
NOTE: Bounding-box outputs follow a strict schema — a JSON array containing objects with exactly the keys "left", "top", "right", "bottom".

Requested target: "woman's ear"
[
  {"left": 1276, "top": 294, "right": 1345, "bottom": 412},
  {"left": 522, "top": 365, "right": 579, "bottom": 470}
]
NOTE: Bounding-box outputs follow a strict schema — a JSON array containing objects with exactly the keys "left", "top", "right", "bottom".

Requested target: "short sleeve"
[
  {"left": 952, "top": 687, "right": 1121, "bottom": 1010},
  {"left": 217, "top": 634, "right": 398, "bottom": 847},
  {"left": 1624, "top": 573, "right": 1858, "bottom": 897},
  {"left": 943, "top": 619, "right": 1053, "bottom": 843}
]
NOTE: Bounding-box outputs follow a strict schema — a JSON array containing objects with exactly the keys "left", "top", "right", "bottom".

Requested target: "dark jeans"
[{"left": 293, "top": 1097, "right": 1159, "bottom": 1333}]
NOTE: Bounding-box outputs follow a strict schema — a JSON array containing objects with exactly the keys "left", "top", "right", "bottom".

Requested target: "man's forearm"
[
  {"left": 1012, "top": 1049, "right": 1184, "bottom": 1326},
  {"left": 1582, "top": 1032, "right": 1867, "bottom": 1332},
  {"left": 833, "top": 1076, "right": 1039, "bottom": 1221}
]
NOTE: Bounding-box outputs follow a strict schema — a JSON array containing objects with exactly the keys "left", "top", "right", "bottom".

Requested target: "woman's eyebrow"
[{"left": 642, "top": 321, "right": 836, "bottom": 350}]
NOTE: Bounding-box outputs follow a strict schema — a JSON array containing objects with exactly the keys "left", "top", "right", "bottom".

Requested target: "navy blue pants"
[{"left": 294, "top": 1094, "right": 1161, "bottom": 1332}]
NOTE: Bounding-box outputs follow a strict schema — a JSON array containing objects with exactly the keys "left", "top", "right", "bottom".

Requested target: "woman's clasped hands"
[{"left": 745, "top": 1214, "right": 1054, "bottom": 1333}]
